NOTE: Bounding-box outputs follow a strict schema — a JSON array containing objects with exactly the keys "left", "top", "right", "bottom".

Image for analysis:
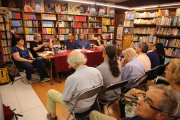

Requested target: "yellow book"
[
  {"left": 25, "top": 28, "right": 28, "bottom": 34},
  {"left": 158, "top": 10, "right": 162, "bottom": 17}
]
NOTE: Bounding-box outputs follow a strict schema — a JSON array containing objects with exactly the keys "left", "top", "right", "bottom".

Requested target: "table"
[{"left": 37, "top": 49, "right": 104, "bottom": 85}]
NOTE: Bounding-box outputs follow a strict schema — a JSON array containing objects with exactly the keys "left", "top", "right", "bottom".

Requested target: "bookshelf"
[{"left": 131, "top": 7, "right": 180, "bottom": 58}]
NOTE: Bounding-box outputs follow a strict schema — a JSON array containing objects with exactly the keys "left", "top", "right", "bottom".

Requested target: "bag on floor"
[
  {"left": 3, "top": 104, "right": 23, "bottom": 120},
  {"left": 4, "top": 62, "right": 18, "bottom": 77},
  {"left": 0, "top": 68, "right": 10, "bottom": 85}
]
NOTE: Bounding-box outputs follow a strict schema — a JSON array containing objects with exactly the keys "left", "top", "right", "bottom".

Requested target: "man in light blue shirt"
[
  {"left": 120, "top": 48, "right": 145, "bottom": 88},
  {"left": 76, "top": 33, "right": 91, "bottom": 49}
]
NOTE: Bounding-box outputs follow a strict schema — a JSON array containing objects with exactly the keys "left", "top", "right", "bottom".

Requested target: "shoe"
[
  {"left": 22, "top": 78, "right": 34, "bottom": 84},
  {"left": 41, "top": 77, "right": 50, "bottom": 82}
]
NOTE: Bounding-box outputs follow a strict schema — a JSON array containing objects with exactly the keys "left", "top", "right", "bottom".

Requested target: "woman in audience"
[
  {"left": 11, "top": 37, "right": 50, "bottom": 84},
  {"left": 94, "top": 35, "right": 106, "bottom": 48},
  {"left": 153, "top": 43, "right": 165, "bottom": 75},
  {"left": 97, "top": 44, "right": 121, "bottom": 101}
]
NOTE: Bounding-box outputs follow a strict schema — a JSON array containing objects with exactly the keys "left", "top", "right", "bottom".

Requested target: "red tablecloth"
[{"left": 53, "top": 49, "right": 104, "bottom": 73}]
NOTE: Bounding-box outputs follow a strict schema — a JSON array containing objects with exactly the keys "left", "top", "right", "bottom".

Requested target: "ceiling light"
[
  {"left": 160, "top": 4, "right": 180, "bottom": 7},
  {"left": 65, "top": 0, "right": 94, "bottom": 4}
]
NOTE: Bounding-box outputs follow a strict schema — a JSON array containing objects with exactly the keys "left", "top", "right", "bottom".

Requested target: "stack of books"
[
  {"left": 24, "top": 14, "right": 36, "bottom": 19},
  {"left": 156, "top": 17, "right": 180, "bottom": 26},
  {"left": 133, "top": 27, "right": 155, "bottom": 34},
  {"left": 132, "top": 35, "right": 156, "bottom": 43},
  {"left": 75, "top": 16, "right": 86, "bottom": 21},
  {"left": 134, "top": 18, "right": 157, "bottom": 24},
  {"left": 25, "top": 20, "right": 40, "bottom": 27},
  {"left": 42, "top": 14, "right": 56, "bottom": 20},
  {"left": 42, "top": 21, "right": 58, "bottom": 27},
  {"left": 59, "top": 15, "right": 74, "bottom": 21},
  {"left": 43, "top": 28, "right": 56, "bottom": 34},
  {"left": 135, "top": 12, "right": 158, "bottom": 18},
  {"left": 59, "top": 21, "right": 74, "bottom": 27},
  {"left": 11, "top": 12, "right": 21, "bottom": 19},
  {"left": 11, "top": 20, "right": 23, "bottom": 26},
  {"left": 155, "top": 27, "right": 180, "bottom": 36},
  {"left": 75, "top": 28, "right": 88, "bottom": 34},
  {"left": 25, "top": 28, "right": 38, "bottom": 34}
]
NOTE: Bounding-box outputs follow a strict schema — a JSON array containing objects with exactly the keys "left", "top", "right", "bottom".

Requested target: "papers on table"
[
  {"left": 73, "top": 49, "right": 83, "bottom": 51},
  {"left": 38, "top": 53, "right": 49, "bottom": 56},
  {"left": 86, "top": 50, "right": 94, "bottom": 52},
  {"left": 73, "top": 49, "right": 94, "bottom": 52},
  {"left": 43, "top": 51, "right": 52, "bottom": 54}
]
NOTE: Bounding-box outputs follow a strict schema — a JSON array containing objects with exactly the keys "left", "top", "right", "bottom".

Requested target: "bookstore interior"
[{"left": 0, "top": 0, "right": 180, "bottom": 64}]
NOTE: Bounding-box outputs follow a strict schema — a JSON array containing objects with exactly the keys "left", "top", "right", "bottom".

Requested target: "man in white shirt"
[{"left": 136, "top": 42, "right": 151, "bottom": 71}]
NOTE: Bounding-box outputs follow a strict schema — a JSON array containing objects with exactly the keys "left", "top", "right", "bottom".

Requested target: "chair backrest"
[{"left": 104, "top": 80, "right": 128, "bottom": 92}]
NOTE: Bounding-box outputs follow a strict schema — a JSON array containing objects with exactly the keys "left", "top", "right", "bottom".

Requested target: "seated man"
[
  {"left": 76, "top": 33, "right": 90, "bottom": 49},
  {"left": 146, "top": 42, "right": 160, "bottom": 79},
  {"left": 46, "top": 51, "right": 103, "bottom": 119},
  {"left": 89, "top": 84, "right": 178, "bottom": 120},
  {"left": 136, "top": 42, "right": 151, "bottom": 71},
  {"left": 64, "top": 33, "right": 77, "bottom": 50},
  {"left": 120, "top": 48, "right": 145, "bottom": 88},
  {"left": 49, "top": 34, "right": 61, "bottom": 50},
  {"left": 30, "top": 33, "right": 49, "bottom": 58},
  {"left": 97, "top": 44, "right": 121, "bottom": 101}
]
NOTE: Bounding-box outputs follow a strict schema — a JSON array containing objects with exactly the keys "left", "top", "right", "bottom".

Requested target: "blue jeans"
[{"left": 14, "top": 58, "right": 46, "bottom": 80}]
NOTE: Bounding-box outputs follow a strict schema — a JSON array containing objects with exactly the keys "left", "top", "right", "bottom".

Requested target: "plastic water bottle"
[
  {"left": 64, "top": 45, "right": 67, "bottom": 52},
  {"left": 52, "top": 48, "right": 54, "bottom": 55},
  {"left": 82, "top": 45, "right": 85, "bottom": 52}
]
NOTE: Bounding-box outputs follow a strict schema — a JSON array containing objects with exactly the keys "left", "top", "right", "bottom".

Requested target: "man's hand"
[
  {"left": 28, "top": 60, "right": 34, "bottom": 63},
  {"left": 31, "top": 58, "right": 36, "bottom": 60},
  {"left": 42, "top": 42, "right": 49, "bottom": 47}
]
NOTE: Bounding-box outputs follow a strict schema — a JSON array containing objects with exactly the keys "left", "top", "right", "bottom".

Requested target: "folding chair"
[
  {"left": 66, "top": 85, "right": 103, "bottom": 120},
  {"left": 98, "top": 80, "right": 128, "bottom": 115}
]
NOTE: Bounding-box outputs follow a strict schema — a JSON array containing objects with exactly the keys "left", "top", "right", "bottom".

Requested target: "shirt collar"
[
  {"left": 147, "top": 50, "right": 153, "bottom": 53},
  {"left": 76, "top": 65, "right": 87, "bottom": 71}
]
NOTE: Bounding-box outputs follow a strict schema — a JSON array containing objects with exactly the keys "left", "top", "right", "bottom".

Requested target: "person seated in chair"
[
  {"left": 89, "top": 84, "right": 178, "bottom": 120},
  {"left": 97, "top": 44, "right": 122, "bottom": 101},
  {"left": 49, "top": 34, "right": 61, "bottom": 50},
  {"left": 46, "top": 51, "right": 103, "bottom": 120},
  {"left": 94, "top": 35, "right": 106, "bottom": 49},
  {"left": 11, "top": 37, "right": 50, "bottom": 84},
  {"left": 64, "top": 33, "right": 77, "bottom": 50},
  {"left": 76, "top": 33, "right": 90, "bottom": 49}
]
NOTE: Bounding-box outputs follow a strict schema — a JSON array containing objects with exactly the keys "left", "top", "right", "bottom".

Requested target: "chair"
[
  {"left": 98, "top": 80, "right": 128, "bottom": 115},
  {"left": 66, "top": 85, "right": 103, "bottom": 120}
]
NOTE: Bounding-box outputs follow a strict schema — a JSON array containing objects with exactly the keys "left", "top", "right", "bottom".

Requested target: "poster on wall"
[
  {"left": 116, "top": 40, "right": 122, "bottom": 50},
  {"left": 89, "top": 4, "right": 99, "bottom": 16},
  {"left": 60, "top": 3, "right": 68, "bottom": 14},
  {"left": 44, "top": 0, "right": 55, "bottom": 13},
  {"left": 117, "top": 27, "right": 123, "bottom": 40},
  {"left": 119, "top": 17, "right": 123, "bottom": 26},
  {"left": 1, "top": 0, "right": 22, "bottom": 9},
  {"left": 23, "top": 0, "right": 34, "bottom": 12},
  {"left": 98, "top": 6, "right": 107, "bottom": 16},
  {"left": 34, "top": 0, "right": 44, "bottom": 12},
  {"left": 68, "top": 2, "right": 81, "bottom": 15},
  {"left": 107, "top": 7, "right": 115, "bottom": 17},
  {"left": 80, "top": 4, "right": 90, "bottom": 15}
]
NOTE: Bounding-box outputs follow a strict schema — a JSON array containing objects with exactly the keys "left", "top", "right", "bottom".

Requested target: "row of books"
[
  {"left": 0, "top": 32, "right": 6, "bottom": 39},
  {"left": 156, "top": 38, "right": 180, "bottom": 48},
  {"left": 42, "top": 14, "right": 56, "bottom": 20},
  {"left": 75, "top": 22, "right": 87, "bottom": 27},
  {"left": 102, "top": 33, "right": 114, "bottom": 39},
  {"left": 135, "top": 12, "right": 158, "bottom": 18},
  {"left": 11, "top": 20, "right": 23, "bottom": 26},
  {"left": 165, "top": 48, "right": 180, "bottom": 57},
  {"left": 0, "top": 23, "right": 5, "bottom": 31},
  {"left": 44, "top": 35, "right": 51, "bottom": 40},
  {"left": 155, "top": 27, "right": 180, "bottom": 36},
  {"left": 124, "top": 28, "right": 132, "bottom": 34},
  {"left": 59, "top": 28, "right": 71, "bottom": 34},
  {"left": 25, "top": 20, "right": 41, "bottom": 27},
  {"left": 75, "top": 29, "right": 88, "bottom": 34},
  {"left": 132, "top": 35, "right": 156, "bottom": 43},
  {"left": 59, "top": 21, "right": 74, "bottom": 27},
  {"left": 1, "top": 47, "right": 11, "bottom": 55},
  {"left": 124, "top": 20, "right": 133, "bottom": 27},
  {"left": 13, "top": 27, "right": 24, "bottom": 33},
  {"left": 89, "top": 23, "right": 101, "bottom": 28},
  {"left": 26, "top": 35, "right": 34, "bottom": 41},
  {"left": 133, "top": 27, "right": 155, "bottom": 34},
  {"left": 102, "top": 26, "right": 114, "bottom": 32},
  {"left": 1, "top": 40, "right": 11, "bottom": 47},
  {"left": 75, "top": 16, "right": 86, "bottom": 21},
  {"left": 59, "top": 35, "right": 68, "bottom": 41},
  {"left": 103, "top": 18, "right": 115, "bottom": 25},
  {"left": 177, "top": 8, "right": 180, "bottom": 17},
  {"left": 158, "top": 9, "right": 169, "bottom": 17},
  {"left": 42, "top": 21, "right": 58, "bottom": 27},
  {"left": 11, "top": 12, "right": 21, "bottom": 19},
  {"left": 89, "top": 29, "right": 101, "bottom": 34},
  {"left": 0, "top": 15, "right": 4, "bottom": 22},
  {"left": 24, "top": 14, "right": 36, "bottom": 19},
  {"left": 134, "top": 18, "right": 157, "bottom": 24},
  {"left": 25, "top": 28, "right": 38, "bottom": 34},
  {"left": 75, "top": 34, "right": 88, "bottom": 40},
  {"left": 43, "top": 28, "right": 57, "bottom": 34},
  {"left": 59, "top": 15, "right": 74, "bottom": 21},
  {"left": 156, "top": 17, "right": 180, "bottom": 26},
  {"left": 2, "top": 55, "right": 10, "bottom": 63},
  {"left": 89, "top": 17, "right": 97, "bottom": 22},
  {"left": 89, "top": 35, "right": 97, "bottom": 40}
]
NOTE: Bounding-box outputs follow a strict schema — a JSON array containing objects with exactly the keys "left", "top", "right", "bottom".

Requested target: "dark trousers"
[{"left": 14, "top": 58, "right": 46, "bottom": 80}]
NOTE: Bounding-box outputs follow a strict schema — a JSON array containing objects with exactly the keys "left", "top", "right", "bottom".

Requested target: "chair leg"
[{"left": 56, "top": 73, "right": 61, "bottom": 83}]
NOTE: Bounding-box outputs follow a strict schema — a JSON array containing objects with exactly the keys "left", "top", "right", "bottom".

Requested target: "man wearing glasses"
[{"left": 89, "top": 85, "right": 178, "bottom": 120}]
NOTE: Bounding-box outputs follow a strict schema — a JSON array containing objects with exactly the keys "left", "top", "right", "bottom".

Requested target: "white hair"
[
  {"left": 67, "top": 51, "right": 87, "bottom": 68},
  {"left": 124, "top": 48, "right": 136, "bottom": 59}
]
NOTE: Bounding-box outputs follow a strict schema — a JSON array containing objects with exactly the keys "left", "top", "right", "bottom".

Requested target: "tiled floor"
[{"left": 0, "top": 72, "right": 48, "bottom": 120}]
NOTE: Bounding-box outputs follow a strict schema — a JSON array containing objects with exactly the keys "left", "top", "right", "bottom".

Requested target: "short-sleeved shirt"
[
  {"left": 11, "top": 46, "right": 30, "bottom": 61},
  {"left": 94, "top": 40, "right": 104, "bottom": 46},
  {"left": 137, "top": 54, "right": 151, "bottom": 71},
  {"left": 30, "top": 41, "right": 45, "bottom": 58},
  {"left": 62, "top": 65, "right": 103, "bottom": 113},
  {"left": 121, "top": 58, "right": 145, "bottom": 88},
  {"left": 96, "top": 60, "right": 122, "bottom": 101}
]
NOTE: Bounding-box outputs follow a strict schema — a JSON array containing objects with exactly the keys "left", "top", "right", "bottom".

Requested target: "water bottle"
[
  {"left": 64, "top": 45, "right": 67, "bottom": 52},
  {"left": 82, "top": 45, "right": 85, "bottom": 52},
  {"left": 52, "top": 48, "right": 54, "bottom": 55}
]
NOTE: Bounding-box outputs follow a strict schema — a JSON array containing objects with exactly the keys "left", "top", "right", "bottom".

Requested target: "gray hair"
[
  {"left": 34, "top": 33, "right": 40, "bottom": 40},
  {"left": 67, "top": 51, "right": 87, "bottom": 68},
  {"left": 148, "top": 84, "right": 178, "bottom": 116},
  {"left": 124, "top": 48, "right": 136, "bottom": 59},
  {"left": 138, "top": 42, "right": 148, "bottom": 53}
]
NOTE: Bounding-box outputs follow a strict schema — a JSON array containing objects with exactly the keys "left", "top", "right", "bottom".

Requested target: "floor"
[{"left": 0, "top": 72, "right": 48, "bottom": 120}]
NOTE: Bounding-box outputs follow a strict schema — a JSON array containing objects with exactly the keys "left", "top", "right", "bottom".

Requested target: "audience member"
[
  {"left": 89, "top": 85, "right": 178, "bottom": 120},
  {"left": 49, "top": 34, "right": 61, "bottom": 49},
  {"left": 76, "top": 33, "right": 90, "bottom": 49},
  {"left": 46, "top": 51, "right": 103, "bottom": 120},
  {"left": 153, "top": 43, "right": 165, "bottom": 75},
  {"left": 120, "top": 48, "right": 145, "bottom": 88},
  {"left": 146, "top": 42, "right": 160, "bottom": 79},
  {"left": 11, "top": 37, "right": 50, "bottom": 84},
  {"left": 30, "top": 33, "right": 49, "bottom": 58},
  {"left": 64, "top": 33, "right": 77, "bottom": 50},
  {"left": 136, "top": 42, "right": 151, "bottom": 71},
  {"left": 97, "top": 44, "right": 121, "bottom": 101},
  {"left": 94, "top": 35, "right": 106, "bottom": 48}
]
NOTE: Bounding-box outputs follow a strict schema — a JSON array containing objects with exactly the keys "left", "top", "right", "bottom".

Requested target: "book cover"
[
  {"left": 80, "top": 4, "right": 90, "bottom": 15},
  {"left": 107, "top": 7, "right": 115, "bottom": 17},
  {"left": 98, "top": 6, "right": 107, "bottom": 16},
  {"left": 89, "top": 4, "right": 98, "bottom": 16},
  {"left": 68, "top": 2, "right": 80, "bottom": 15},
  {"left": 34, "top": 0, "right": 44, "bottom": 12},
  {"left": 23, "top": 0, "right": 33, "bottom": 12}
]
